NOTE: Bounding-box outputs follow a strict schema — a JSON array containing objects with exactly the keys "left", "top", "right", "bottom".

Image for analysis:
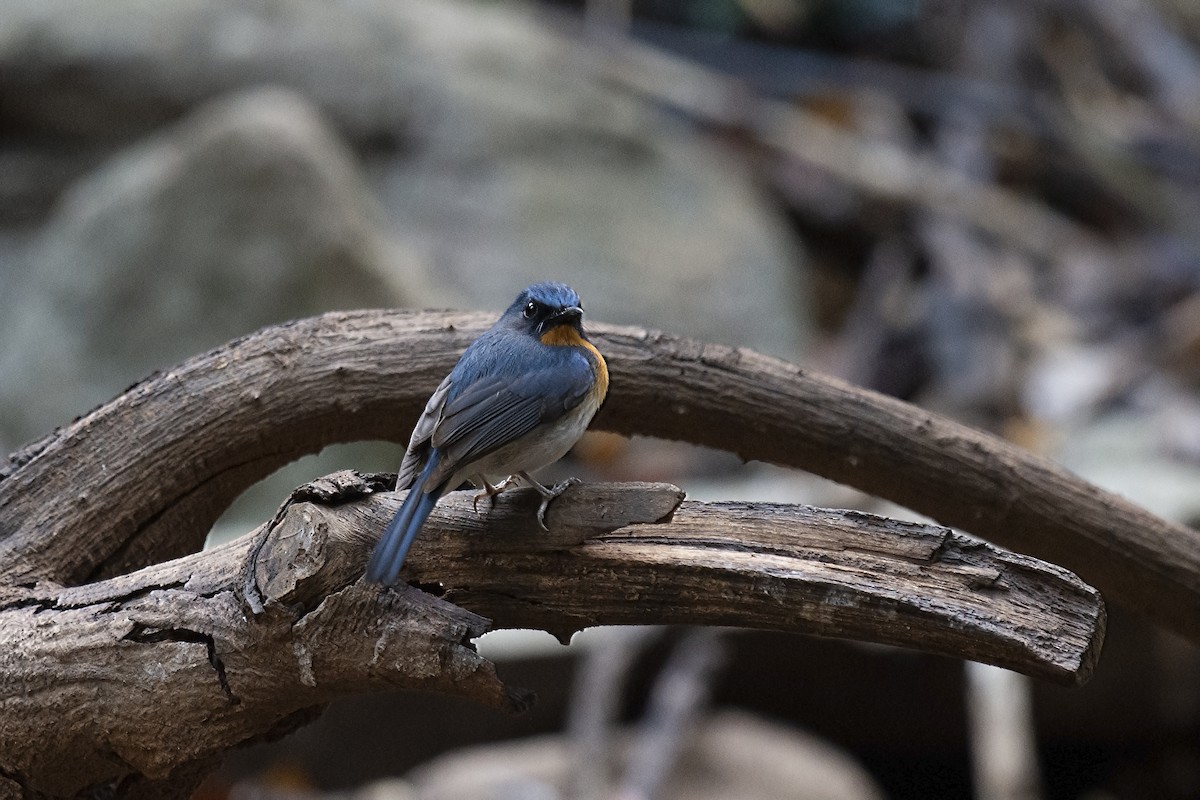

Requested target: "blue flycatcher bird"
[{"left": 365, "top": 281, "right": 609, "bottom": 586}]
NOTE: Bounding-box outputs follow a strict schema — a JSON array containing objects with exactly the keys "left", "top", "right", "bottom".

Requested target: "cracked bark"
[
  {"left": 0, "top": 474, "right": 526, "bottom": 797},
  {"left": 0, "top": 308, "right": 1161, "bottom": 795},
  {"left": 0, "top": 473, "right": 1101, "bottom": 796}
]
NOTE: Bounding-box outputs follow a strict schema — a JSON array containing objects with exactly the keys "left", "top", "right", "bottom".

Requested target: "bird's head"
[{"left": 505, "top": 281, "right": 587, "bottom": 344}]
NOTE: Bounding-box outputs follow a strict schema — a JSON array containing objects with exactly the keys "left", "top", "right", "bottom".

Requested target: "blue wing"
[
  {"left": 370, "top": 329, "right": 597, "bottom": 586},
  {"left": 395, "top": 372, "right": 453, "bottom": 490},
  {"left": 425, "top": 348, "right": 594, "bottom": 488}
]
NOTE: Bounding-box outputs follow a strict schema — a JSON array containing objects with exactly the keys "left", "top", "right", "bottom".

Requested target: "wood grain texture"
[
  {"left": 0, "top": 309, "right": 1191, "bottom": 640},
  {"left": 0, "top": 309, "right": 1176, "bottom": 796},
  {"left": 0, "top": 473, "right": 1101, "bottom": 796},
  {"left": 384, "top": 482, "right": 1104, "bottom": 687},
  {"left": 0, "top": 473, "right": 525, "bottom": 797}
]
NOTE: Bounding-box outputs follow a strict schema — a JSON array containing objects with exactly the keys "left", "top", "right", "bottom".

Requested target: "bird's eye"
[{"left": 523, "top": 301, "right": 538, "bottom": 319}]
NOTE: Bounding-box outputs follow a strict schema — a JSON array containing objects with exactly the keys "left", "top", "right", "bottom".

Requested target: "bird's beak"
[{"left": 549, "top": 305, "right": 583, "bottom": 325}]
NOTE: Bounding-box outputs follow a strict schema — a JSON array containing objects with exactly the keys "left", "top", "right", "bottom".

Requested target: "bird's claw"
[
  {"left": 472, "top": 477, "right": 513, "bottom": 512},
  {"left": 534, "top": 477, "right": 582, "bottom": 531}
]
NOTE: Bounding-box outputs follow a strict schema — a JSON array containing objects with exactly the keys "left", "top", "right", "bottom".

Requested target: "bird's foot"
[
  {"left": 519, "top": 472, "right": 582, "bottom": 531},
  {"left": 472, "top": 477, "right": 513, "bottom": 512}
]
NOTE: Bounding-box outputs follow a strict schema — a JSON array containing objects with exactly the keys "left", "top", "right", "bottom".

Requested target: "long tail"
[{"left": 365, "top": 459, "right": 443, "bottom": 586}]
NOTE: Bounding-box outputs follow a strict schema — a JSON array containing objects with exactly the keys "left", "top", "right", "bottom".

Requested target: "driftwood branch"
[
  {"left": 0, "top": 310, "right": 1193, "bottom": 640},
  {"left": 4, "top": 308, "right": 1193, "bottom": 795},
  {"left": 295, "top": 475, "right": 1103, "bottom": 685},
  {"left": 0, "top": 470, "right": 1102, "bottom": 795},
  {"left": 0, "top": 472, "right": 526, "bottom": 797}
]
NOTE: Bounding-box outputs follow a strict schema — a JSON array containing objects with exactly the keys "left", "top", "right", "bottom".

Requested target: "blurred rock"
[
  {"left": 1053, "top": 402, "right": 1200, "bottom": 527},
  {"left": 0, "top": 87, "right": 405, "bottom": 450},
  {"left": 0, "top": 0, "right": 409, "bottom": 143},
  {"left": 1022, "top": 341, "right": 1126, "bottom": 426},
  {"left": 409, "top": 710, "right": 884, "bottom": 800},
  {"left": 367, "top": 2, "right": 808, "bottom": 358},
  {"left": 1, "top": 0, "right": 810, "bottom": 365}
]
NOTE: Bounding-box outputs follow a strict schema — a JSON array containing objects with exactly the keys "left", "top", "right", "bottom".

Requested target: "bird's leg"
[
  {"left": 472, "top": 476, "right": 513, "bottom": 512},
  {"left": 518, "top": 471, "right": 582, "bottom": 531}
]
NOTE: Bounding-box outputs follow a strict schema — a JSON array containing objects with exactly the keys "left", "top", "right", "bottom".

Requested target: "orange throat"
[{"left": 541, "top": 325, "right": 609, "bottom": 402}]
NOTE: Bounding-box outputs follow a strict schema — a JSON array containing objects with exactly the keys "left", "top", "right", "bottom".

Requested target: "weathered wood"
[
  {"left": 395, "top": 484, "right": 1103, "bottom": 686},
  {"left": 0, "top": 310, "right": 1192, "bottom": 641},
  {"left": 0, "top": 473, "right": 525, "bottom": 797},
  {"left": 0, "top": 473, "right": 1103, "bottom": 795},
  {"left": 599, "top": 325, "right": 1200, "bottom": 643}
]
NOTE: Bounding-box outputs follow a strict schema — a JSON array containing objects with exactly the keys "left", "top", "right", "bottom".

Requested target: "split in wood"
[{"left": 257, "top": 473, "right": 1102, "bottom": 687}]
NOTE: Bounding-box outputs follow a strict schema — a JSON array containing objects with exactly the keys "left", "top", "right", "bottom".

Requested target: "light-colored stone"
[
  {"left": 1, "top": 0, "right": 810, "bottom": 357},
  {"left": 0, "top": 0, "right": 409, "bottom": 141},
  {"left": 367, "top": 1, "right": 809, "bottom": 358},
  {"left": 410, "top": 711, "right": 885, "bottom": 800},
  {"left": 1, "top": 0, "right": 811, "bottom": 451},
  {"left": 0, "top": 88, "right": 404, "bottom": 449}
]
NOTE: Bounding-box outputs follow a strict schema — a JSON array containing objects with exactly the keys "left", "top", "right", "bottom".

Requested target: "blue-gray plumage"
[{"left": 365, "top": 282, "right": 609, "bottom": 586}]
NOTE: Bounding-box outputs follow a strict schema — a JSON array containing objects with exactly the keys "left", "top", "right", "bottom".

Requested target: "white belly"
[{"left": 449, "top": 391, "right": 602, "bottom": 489}]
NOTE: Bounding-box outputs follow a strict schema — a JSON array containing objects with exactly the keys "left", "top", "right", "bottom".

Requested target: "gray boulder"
[
  {"left": 0, "top": 88, "right": 402, "bottom": 450},
  {"left": 1, "top": 0, "right": 811, "bottom": 449}
]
